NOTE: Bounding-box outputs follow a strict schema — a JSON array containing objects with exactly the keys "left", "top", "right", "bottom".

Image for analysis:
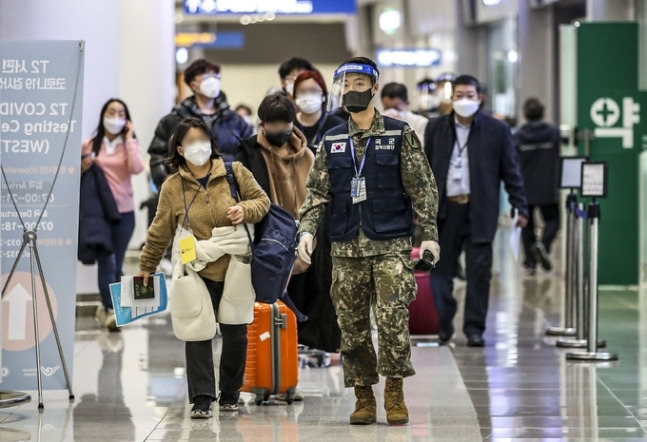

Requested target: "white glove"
[
  {"left": 420, "top": 240, "right": 440, "bottom": 266},
  {"left": 297, "top": 233, "right": 314, "bottom": 265}
]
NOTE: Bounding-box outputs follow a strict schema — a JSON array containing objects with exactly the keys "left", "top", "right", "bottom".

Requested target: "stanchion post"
[
  {"left": 557, "top": 203, "right": 606, "bottom": 349},
  {"left": 546, "top": 191, "right": 577, "bottom": 336},
  {"left": 567, "top": 197, "right": 617, "bottom": 362}
]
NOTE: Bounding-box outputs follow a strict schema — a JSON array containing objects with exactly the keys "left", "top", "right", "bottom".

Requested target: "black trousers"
[
  {"left": 521, "top": 204, "right": 560, "bottom": 269},
  {"left": 185, "top": 279, "right": 248, "bottom": 403},
  {"left": 430, "top": 202, "right": 493, "bottom": 337}
]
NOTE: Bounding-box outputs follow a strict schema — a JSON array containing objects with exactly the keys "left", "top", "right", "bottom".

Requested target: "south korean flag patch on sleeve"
[{"left": 331, "top": 142, "right": 346, "bottom": 153}]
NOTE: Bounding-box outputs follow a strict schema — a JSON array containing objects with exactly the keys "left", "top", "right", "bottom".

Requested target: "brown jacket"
[
  {"left": 139, "top": 159, "right": 270, "bottom": 282},
  {"left": 257, "top": 127, "right": 314, "bottom": 219}
]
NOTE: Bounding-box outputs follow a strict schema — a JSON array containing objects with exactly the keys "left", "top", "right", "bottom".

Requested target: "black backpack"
[{"left": 224, "top": 163, "right": 299, "bottom": 304}]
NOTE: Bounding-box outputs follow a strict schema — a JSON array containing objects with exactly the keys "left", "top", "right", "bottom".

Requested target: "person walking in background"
[
  {"left": 149, "top": 58, "right": 252, "bottom": 190},
  {"left": 293, "top": 70, "right": 344, "bottom": 153},
  {"left": 380, "top": 82, "right": 429, "bottom": 149},
  {"left": 137, "top": 118, "right": 270, "bottom": 418},
  {"left": 424, "top": 74, "right": 528, "bottom": 348},
  {"left": 298, "top": 57, "right": 439, "bottom": 426},
  {"left": 514, "top": 97, "right": 561, "bottom": 275},
  {"left": 79, "top": 98, "right": 144, "bottom": 331},
  {"left": 278, "top": 57, "right": 315, "bottom": 101}
]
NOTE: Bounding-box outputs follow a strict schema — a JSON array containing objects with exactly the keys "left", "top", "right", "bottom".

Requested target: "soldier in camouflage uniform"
[{"left": 297, "top": 57, "right": 440, "bottom": 426}]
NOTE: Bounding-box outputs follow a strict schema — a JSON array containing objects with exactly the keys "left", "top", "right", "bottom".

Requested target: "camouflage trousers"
[{"left": 331, "top": 251, "right": 417, "bottom": 388}]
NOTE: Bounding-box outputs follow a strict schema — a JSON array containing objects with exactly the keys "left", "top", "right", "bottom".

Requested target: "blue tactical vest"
[{"left": 323, "top": 117, "right": 414, "bottom": 242}]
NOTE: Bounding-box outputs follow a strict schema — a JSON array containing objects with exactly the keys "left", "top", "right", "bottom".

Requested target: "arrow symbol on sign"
[{"left": 3, "top": 284, "right": 32, "bottom": 341}]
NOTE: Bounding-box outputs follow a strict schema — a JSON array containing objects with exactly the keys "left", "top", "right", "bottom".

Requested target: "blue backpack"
[{"left": 224, "top": 162, "right": 299, "bottom": 304}]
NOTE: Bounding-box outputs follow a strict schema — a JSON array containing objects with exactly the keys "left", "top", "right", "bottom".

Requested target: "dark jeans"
[
  {"left": 185, "top": 279, "right": 248, "bottom": 403},
  {"left": 430, "top": 202, "right": 493, "bottom": 337},
  {"left": 97, "top": 211, "right": 135, "bottom": 310},
  {"left": 522, "top": 204, "right": 560, "bottom": 269}
]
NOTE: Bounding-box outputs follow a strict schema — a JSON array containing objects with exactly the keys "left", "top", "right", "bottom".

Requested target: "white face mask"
[
  {"left": 382, "top": 108, "right": 407, "bottom": 122},
  {"left": 419, "top": 94, "right": 439, "bottom": 111},
  {"left": 453, "top": 98, "right": 480, "bottom": 118},
  {"left": 285, "top": 82, "right": 295, "bottom": 97},
  {"left": 103, "top": 117, "right": 126, "bottom": 135},
  {"left": 295, "top": 93, "right": 323, "bottom": 115},
  {"left": 199, "top": 76, "right": 220, "bottom": 99},
  {"left": 182, "top": 141, "right": 212, "bottom": 167}
]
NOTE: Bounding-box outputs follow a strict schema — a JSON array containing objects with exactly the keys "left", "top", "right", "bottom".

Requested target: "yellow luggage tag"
[{"left": 179, "top": 233, "right": 197, "bottom": 265}]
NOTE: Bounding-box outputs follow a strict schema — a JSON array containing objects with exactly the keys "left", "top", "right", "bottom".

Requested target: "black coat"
[
  {"left": 424, "top": 111, "right": 528, "bottom": 243},
  {"left": 78, "top": 164, "right": 121, "bottom": 265},
  {"left": 236, "top": 136, "right": 341, "bottom": 352},
  {"left": 148, "top": 95, "right": 252, "bottom": 190},
  {"left": 513, "top": 121, "right": 560, "bottom": 206}
]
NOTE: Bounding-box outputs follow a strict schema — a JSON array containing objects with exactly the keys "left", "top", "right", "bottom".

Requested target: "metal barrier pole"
[
  {"left": 557, "top": 203, "right": 606, "bottom": 349},
  {"left": 567, "top": 200, "right": 617, "bottom": 362},
  {"left": 547, "top": 192, "right": 577, "bottom": 336}
]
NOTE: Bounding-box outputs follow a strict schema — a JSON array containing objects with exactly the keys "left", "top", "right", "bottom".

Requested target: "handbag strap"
[{"left": 224, "top": 162, "right": 254, "bottom": 249}]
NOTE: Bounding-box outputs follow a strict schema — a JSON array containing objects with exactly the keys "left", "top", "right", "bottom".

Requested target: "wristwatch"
[{"left": 299, "top": 231, "right": 313, "bottom": 239}]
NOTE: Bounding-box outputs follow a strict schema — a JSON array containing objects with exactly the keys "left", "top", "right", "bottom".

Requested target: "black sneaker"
[
  {"left": 190, "top": 395, "right": 213, "bottom": 419},
  {"left": 218, "top": 392, "right": 239, "bottom": 412},
  {"left": 438, "top": 323, "right": 455, "bottom": 346},
  {"left": 533, "top": 243, "right": 552, "bottom": 271}
]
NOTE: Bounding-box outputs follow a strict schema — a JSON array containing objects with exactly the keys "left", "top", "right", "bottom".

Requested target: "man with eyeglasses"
[
  {"left": 149, "top": 58, "right": 252, "bottom": 190},
  {"left": 278, "top": 57, "right": 315, "bottom": 101}
]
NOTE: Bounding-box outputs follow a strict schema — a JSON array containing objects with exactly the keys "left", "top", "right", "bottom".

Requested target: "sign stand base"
[{"left": 1, "top": 230, "right": 75, "bottom": 409}]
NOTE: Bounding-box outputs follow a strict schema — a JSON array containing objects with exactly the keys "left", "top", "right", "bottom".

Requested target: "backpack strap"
[
  {"left": 224, "top": 161, "right": 254, "bottom": 248},
  {"left": 224, "top": 161, "right": 239, "bottom": 202}
]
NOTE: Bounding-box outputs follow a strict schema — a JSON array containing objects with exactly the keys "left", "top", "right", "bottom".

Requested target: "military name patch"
[{"left": 331, "top": 142, "right": 347, "bottom": 153}]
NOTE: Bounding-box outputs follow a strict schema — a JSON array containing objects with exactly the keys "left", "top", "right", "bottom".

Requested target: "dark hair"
[
  {"left": 381, "top": 82, "right": 408, "bottom": 102},
  {"left": 166, "top": 117, "right": 220, "bottom": 169},
  {"left": 257, "top": 93, "right": 296, "bottom": 123},
  {"left": 184, "top": 58, "right": 221, "bottom": 86},
  {"left": 453, "top": 74, "right": 481, "bottom": 94},
  {"left": 416, "top": 78, "right": 436, "bottom": 90},
  {"left": 235, "top": 104, "right": 252, "bottom": 116},
  {"left": 523, "top": 97, "right": 545, "bottom": 121},
  {"left": 278, "top": 57, "right": 314, "bottom": 79},
  {"left": 339, "top": 56, "right": 380, "bottom": 85},
  {"left": 91, "top": 98, "right": 134, "bottom": 156},
  {"left": 293, "top": 70, "right": 328, "bottom": 98}
]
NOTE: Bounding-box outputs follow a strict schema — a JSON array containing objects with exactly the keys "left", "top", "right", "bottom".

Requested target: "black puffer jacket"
[
  {"left": 78, "top": 164, "right": 121, "bottom": 265},
  {"left": 148, "top": 94, "right": 252, "bottom": 189},
  {"left": 513, "top": 121, "right": 560, "bottom": 205}
]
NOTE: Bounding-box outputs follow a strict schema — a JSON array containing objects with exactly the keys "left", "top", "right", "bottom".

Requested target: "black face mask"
[
  {"left": 265, "top": 130, "right": 293, "bottom": 147},
  {"left": 342, "top": 89, "right": 374, "bottom": 113}
]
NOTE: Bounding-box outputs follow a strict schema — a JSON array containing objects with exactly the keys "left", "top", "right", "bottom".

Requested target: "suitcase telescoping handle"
[{"left": 274, "top": 312, "right": 288, "bottom": 329}]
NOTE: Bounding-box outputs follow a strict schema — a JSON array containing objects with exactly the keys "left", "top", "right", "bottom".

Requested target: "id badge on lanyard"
[{"left": 350, "top": 137, "right": 370, "bottom": 204}]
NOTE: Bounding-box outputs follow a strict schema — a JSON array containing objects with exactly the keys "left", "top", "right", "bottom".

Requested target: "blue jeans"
[{"left": 97, "top": 211, "right": 135, "bottom": 310}]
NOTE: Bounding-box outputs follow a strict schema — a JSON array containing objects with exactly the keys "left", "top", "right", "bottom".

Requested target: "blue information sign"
[{"left": 184, "top": 0, "right": 357, "bottom": 15}]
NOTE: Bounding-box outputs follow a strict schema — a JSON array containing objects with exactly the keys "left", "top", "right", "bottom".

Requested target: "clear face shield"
[{"left": 327, "top": 63, "right": 379, "bottom": 113}]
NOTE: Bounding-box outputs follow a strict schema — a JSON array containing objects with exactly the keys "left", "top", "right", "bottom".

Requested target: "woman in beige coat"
[{"left": 137, "top": 117, "right": 270, "bottom": 418}]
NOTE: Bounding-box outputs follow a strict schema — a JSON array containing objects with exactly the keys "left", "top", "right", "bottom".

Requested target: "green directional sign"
[{"left": 576, "top": 22, "right": 647, "bottom": 285}]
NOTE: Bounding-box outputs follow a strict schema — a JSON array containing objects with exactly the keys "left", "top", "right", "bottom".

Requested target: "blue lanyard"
[{"left": 349, "top": 137, "right": 371, "bottom": 177}]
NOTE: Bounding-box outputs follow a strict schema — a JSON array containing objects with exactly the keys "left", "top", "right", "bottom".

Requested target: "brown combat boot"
[
  {"left": 349, "top": 385, "right": 377, "bottom": 425},
  {"left": 384, "top": 378, "right": 409, "bottom": 425}
]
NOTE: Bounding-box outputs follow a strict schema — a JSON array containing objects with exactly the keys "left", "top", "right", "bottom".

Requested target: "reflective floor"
[{"left": 2, "top": 229, "right": 647, "bottom": 441}]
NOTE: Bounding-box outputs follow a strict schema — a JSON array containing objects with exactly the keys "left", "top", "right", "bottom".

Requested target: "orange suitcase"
[{"left": 241, "top": 301, "right": 299, "bottom": 404}]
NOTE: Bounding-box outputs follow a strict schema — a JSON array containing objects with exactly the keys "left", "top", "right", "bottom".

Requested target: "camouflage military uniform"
[{"left": 299, "top": 110, "right": 439, "bottom": 387}]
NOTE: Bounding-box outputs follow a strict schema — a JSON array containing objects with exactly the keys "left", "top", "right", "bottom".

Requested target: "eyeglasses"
[
  {"left": 283, "top": 75, "right": 298, "bottom": 83},
  {"left": 200, "top": 72, "right": 221, "bottom": 80}
]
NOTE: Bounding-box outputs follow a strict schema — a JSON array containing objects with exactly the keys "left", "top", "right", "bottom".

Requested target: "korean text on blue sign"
[{"left": 184, "top": 0, "right": 357, "bottom": 15}]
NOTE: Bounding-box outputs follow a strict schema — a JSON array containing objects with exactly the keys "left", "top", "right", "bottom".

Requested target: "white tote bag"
[
  {"left": 218, "top": 256, "right": 255, "bottom": 325},
  {"left": 169, "top": 264, "right": 217, "bottom": 341}
]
